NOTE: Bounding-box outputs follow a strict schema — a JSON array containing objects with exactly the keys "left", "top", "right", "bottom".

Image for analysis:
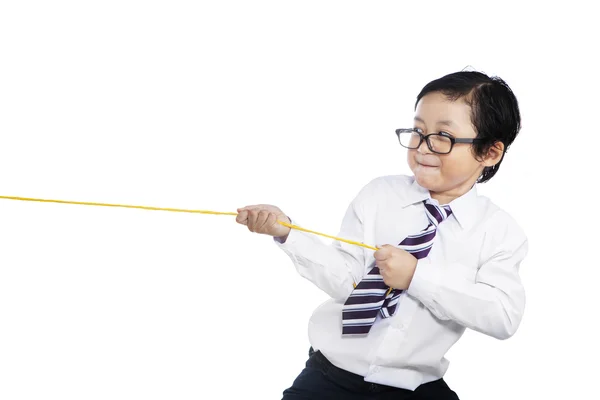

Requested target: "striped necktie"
[{"left": 341, "top": 199, "right": 452, "bottom": 336}]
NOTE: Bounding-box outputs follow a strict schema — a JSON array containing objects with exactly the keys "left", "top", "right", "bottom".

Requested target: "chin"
[
  {"left": 411, "top": 167, "right": 440, "bottom": 189},
  {"left": 413, "top": 172, "right": 438, "bottom": 190},
  {"left": 414, "top": 174, "right": 439, "bottom": 191}
]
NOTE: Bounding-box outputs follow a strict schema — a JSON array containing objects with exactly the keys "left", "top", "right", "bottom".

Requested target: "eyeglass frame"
[{"left": 395, "top": 128, "right": 483, "bottom": 154}]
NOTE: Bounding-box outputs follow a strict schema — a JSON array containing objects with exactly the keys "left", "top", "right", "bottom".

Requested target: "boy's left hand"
[{"left": 374, "top": 245, "right": 418, "bottom": 290}]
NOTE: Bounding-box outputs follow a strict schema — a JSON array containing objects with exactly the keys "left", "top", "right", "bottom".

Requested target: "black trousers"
[{"left": 282, "top": 348, "right": 459, "bottom": 400}]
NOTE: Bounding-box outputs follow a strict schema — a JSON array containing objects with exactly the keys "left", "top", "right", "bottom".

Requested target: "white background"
[{"left": 0, "top": 1, "right": 597, "bottom": 399}]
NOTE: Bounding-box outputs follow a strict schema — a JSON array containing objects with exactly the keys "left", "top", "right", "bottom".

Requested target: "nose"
[{"left": 416, "top": 136, "right": 432, "bottom": 154}]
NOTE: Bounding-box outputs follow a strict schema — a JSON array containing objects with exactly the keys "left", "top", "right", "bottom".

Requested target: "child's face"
[{"left": 407, "top": 91, "right": 485, "bottom": 199}]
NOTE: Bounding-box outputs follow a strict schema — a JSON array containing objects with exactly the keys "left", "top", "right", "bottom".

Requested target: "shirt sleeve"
[
  {"left": 406, "top": 210, "right": 528, "bottom": 340},
  {"left": 272, "top": 181, "right": 375, "bottom": 302}
]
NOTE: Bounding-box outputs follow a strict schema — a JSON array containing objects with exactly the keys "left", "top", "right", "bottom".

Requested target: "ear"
[{"left": 482, "top": 141, "right": 505, "bottom": 167}]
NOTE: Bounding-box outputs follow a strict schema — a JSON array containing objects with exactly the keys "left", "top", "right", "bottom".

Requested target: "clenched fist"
[
  {"left": 374, "top": 244, "right": 418, "bottom": 290},
  {"left": 236, "top": 204, "right": 291, "bottom": 240}
]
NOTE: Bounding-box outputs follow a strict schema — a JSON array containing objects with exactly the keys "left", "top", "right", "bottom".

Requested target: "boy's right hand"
[{"left": 236, "top": 204, "right": 291, "bottom": 239}]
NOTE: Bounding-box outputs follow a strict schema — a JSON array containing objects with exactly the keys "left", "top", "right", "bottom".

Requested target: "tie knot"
[{"left": 424, "top": 199, "right": 452, "bottom": 226}]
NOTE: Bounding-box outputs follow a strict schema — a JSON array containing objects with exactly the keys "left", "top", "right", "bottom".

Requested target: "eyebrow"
[{"left": 413, "top": 116, "right": 455, "bottom": 128}]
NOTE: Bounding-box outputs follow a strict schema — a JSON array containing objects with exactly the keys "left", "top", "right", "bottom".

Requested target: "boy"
[{"left": 236, "top": 71, "right": 527, "bottom": 399}]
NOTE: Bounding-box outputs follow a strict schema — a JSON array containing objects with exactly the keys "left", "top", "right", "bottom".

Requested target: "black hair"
[{"left": 415, "top": 71, "right": 521, "bottom": 183}]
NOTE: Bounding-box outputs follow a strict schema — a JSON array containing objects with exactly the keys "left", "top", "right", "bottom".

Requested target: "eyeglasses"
[{"left": 395, "top": 128, "right": 481, "bottom": 155}]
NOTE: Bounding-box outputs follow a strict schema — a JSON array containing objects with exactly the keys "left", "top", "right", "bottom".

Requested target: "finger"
[
  {"left": 381, "top": 274, "right": 391, "bottom": 286},
  {"left": 238, "top": 205, "right": 263, "bottom": 213},
  {"left": 236, "top": 210, "right": 249, "bottom": 225},
  {"left": 378, "top": 265, "right": 387, "bottom": 277},
  {"left": 374, "top": 248, "right": 390, "bottom": 261},
  {"left": 247, "top": 209, "right": 259, "bottom": 231},
  {"left": 255, "top": 210, "right": 270, "bottom": 233},
  {"left": 266, "top": 212, "right": 278, "bottom": 229},
  {"left": 251, "top": 204, "right": 271, "bottom": 211}
]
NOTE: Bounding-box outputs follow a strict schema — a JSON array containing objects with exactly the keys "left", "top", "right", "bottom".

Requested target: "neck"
[
  {"left": 430, "top": 182, "right": 476, "bottom": 205},
  {"left": 429, "top": 192, "right": 457, "bottom": 205}
]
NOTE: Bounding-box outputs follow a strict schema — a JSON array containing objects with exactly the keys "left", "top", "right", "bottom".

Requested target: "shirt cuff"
[
  {"left": 274, "top": 235, "right": 287, "bottom": 244},
  {"left": 406, "top": 257, "right": 441, "bottom": 305},
  {"left": 273, "top": 217, "right": 293, "bottom": 244}
]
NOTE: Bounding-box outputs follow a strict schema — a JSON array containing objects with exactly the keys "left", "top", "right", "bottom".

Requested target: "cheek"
[
  {"left": 441, "top": 153, "right": 479, "bottom": 176},
  {"left": 407, "top": 150, "right": 417, "bottom": 167}
]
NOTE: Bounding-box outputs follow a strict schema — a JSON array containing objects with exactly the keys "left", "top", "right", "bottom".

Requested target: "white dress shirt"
[{"left": 274, "top": 174, "right": 528, "bottom": 390}]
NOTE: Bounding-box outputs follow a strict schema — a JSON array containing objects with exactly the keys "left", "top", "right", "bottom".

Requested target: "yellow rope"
[
  {"left": 0, "top": 195, "right": 391, "bottom": 294},
  {"left": 0, "top": 195, "right": 379, "bottom": 251}
]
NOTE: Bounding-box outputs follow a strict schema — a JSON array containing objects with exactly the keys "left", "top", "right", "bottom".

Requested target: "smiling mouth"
[{"left": 418, "top": 162, "right": 438, "bottom": 168}]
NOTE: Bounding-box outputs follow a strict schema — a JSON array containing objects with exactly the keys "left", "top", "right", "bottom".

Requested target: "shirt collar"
[
  {"left": 444, "top": 183, "right": 479, "bottom": 230},
  {"left": 398, "top": 178, "right": 431, "bottom": 208},
  {"left": 400, "top": 177, "right": 479, "bottom": 231}
]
